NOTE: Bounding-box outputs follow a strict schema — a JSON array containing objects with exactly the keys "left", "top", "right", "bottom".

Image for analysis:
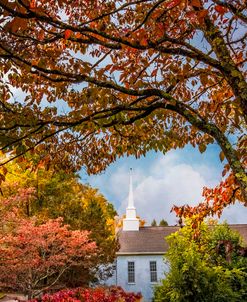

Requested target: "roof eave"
[{"left": 116, "top": 251, "right": 166, "bottom": 255}]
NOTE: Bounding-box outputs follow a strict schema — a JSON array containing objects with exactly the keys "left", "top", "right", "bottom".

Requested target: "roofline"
[{"left": 116, "top": 252, "right": 166, "bottom": 255}]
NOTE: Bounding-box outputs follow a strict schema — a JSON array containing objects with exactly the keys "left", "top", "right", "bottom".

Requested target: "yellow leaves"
[{"left": 0, "top": 166, "right": 8, "bottom": 195}]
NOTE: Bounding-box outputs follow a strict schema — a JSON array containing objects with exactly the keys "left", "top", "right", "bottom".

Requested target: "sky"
[{"left": 81, "top": 144, "right": 247, "bottom": 226}]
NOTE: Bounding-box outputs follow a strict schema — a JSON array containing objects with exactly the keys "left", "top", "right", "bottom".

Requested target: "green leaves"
[{"left": 154, "top": 221, "right": 247, "bottom": 302}]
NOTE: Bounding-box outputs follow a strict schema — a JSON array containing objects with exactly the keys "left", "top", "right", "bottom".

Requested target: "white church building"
[{"left": 106, "top": 171, "right": 247, "bottom": 302}]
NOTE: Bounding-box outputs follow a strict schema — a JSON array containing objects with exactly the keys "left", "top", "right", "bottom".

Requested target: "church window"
[
  {"left": 150, "top": 261, "right": 157, "bottom": 282},
  {"left": 128, "top": 261, "right": 135, "bottom": 283}
]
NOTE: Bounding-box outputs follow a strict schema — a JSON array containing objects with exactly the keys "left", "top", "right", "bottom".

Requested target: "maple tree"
[
  {"left": 0, "top": 215, "right": 97, "bottom": 299},
  {"left": 0, "top": 161, "right": 119, "bottom": 286},
  {"left": 0, "top": 0, "right": 246, "bottom": 219}
]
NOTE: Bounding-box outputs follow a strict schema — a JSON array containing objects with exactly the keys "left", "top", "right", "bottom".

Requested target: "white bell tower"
[{"left": 123, "top": 168, "right": 139, "bottom": 231}]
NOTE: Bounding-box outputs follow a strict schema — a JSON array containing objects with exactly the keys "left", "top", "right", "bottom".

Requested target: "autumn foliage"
[
  {"left": 0, "top": 162, "right": 119, "bottom": 288},
  {"left": 28, "top": 287, "right": 142, "bottom": 302},
  {"left": 0, "top": 0, "right": 246, "bottom": 220},
  {"left": 0, "top": 190, "right": 97, "bottom": 299},
  {"left": 172, "top": 173, "right": 243, "bottom": 224}
]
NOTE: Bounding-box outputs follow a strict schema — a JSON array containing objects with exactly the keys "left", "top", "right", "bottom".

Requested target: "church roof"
[
  {"left": 117, "top": 224, "right": 247, "bottom": 255},
  {"left": 117, "top": 226, "right": 179, "bottom": 255},
  {"left": 229, "top": 224, "right": 247, "bottom": 244}
]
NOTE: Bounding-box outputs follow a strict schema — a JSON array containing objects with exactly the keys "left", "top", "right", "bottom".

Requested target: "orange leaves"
[
  {"left": 140, "top": 37, "right": 148, "bottom": 47},
  {"left": 29, "top": 0, "right": 36, "bottom": 9},
  {"left": 172, "top": 173, "right": 242, "bottom": 226},
  {"left": 219, "top": 150, "right": 225, "bottom": 162},
  {"left": 215, "top": 5, "right": 227, "bottom": 15},
  {"left": 64, "top": 29, "right": 72, "bottom": 39},
  {"left": 37, "top": 30, "right": 45, "bottom": 41},
  {"left": 190, "top": 0, "right": 202, "bottom": 8},
  {"left": 185, "top": 8, "right": 208, "bottom": 25},
  {"left": 4, "top": 17, "right": 28, "bottom": 33},
  {"left": 200, "top": 73, "right": 208, "bottom": 86},
  {"left": 165, "top": 0, "right": 181, "bottom": 9}
]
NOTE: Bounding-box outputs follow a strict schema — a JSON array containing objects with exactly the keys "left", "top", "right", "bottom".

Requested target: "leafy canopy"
[{"left": 0, "top": 0, "right": 246, "bottom": 220}]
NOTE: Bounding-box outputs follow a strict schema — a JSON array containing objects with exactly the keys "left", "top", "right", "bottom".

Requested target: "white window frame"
[
  {"left": 127, "top": 261, "right": 135, "bottom": 284},
  {"left": 150, "top": 261, "right": 158, "bottom": 283}
]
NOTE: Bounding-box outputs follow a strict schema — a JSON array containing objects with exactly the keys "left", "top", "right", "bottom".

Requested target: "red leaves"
[
  {"left": 0, "top": 213, "right": 97, "bottom": 296},
  {"left": 29, "top": 287, "right": 142, "bottom": 302},
  {"left": 64, "top": 29, "right": 72, "bottom": 39},
  {"left": 172, "top": 173, "right": 242, "bottom": 226},
  {"left": 165, "top": 0, "right": 181, "bottom": 9},
  {"left": 215, "top": 5, "right": 227, "bottom": 15}
]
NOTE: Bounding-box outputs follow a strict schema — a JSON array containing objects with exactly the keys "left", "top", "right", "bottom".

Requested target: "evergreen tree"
[{"left": 159, "top": 219, "right": 168, "bottom": 226}]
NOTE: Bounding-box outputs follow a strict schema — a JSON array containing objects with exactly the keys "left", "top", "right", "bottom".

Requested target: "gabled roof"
[
  {"left": 117, "top": 226, "right": 179, "bottom": 255},
  {"left": 229, "top": 224, "right": 247, "bottom": 244},
  {"left": 117, "top": 225, "right": 247, "bottom": 255}
]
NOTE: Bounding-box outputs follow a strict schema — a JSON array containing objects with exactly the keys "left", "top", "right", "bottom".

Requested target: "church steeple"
[
  {"left": 123, "top": 168, "right": 139, "bottom": 231},
  {"left": 128, "top": 168, "right": 134, "bottom": 208}
]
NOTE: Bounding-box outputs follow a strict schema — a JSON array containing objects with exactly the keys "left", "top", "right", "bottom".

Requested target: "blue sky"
[{"left": 81, "top": 144, "right": 247, "bottom": 225}]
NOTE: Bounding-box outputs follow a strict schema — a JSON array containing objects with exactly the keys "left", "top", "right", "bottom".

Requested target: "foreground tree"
[
  {"left": 154, "top": 221, "right": 247, "bottom": 302},
  {"left": 0, "top": 0, "right": 246, "bottom": 219},
  {"left": 0, "top": 160, "right": 118, "bottom": 286},
  {"left": 0, "top": 216, "right": 97, "bottom": 299}
]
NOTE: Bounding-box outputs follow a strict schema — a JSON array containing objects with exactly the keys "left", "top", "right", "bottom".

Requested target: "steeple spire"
[
  {"left": 123, "top": 168, "right": 139, "bottom": 231},
  {"left": 128, "top": 168, "right": 134, "bottom": 209}
]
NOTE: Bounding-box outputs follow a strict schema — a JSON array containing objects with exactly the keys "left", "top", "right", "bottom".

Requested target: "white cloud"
[
  {"left": 116, "top": 153, "right": 247, "bottom": 225},
  {"left": 118, "top": 153, "right": 213, "bottom": 225},
  {"left": 84, "top": 150, "right": 247, "bottom": 225}
]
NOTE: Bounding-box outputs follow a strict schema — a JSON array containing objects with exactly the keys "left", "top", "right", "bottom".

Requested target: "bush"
[
  {"left": 154, "top": 221, "right": 247, "bottom": 302},
  {"left": 28, "top": 286, "right": 142, "bottom": 302}
]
